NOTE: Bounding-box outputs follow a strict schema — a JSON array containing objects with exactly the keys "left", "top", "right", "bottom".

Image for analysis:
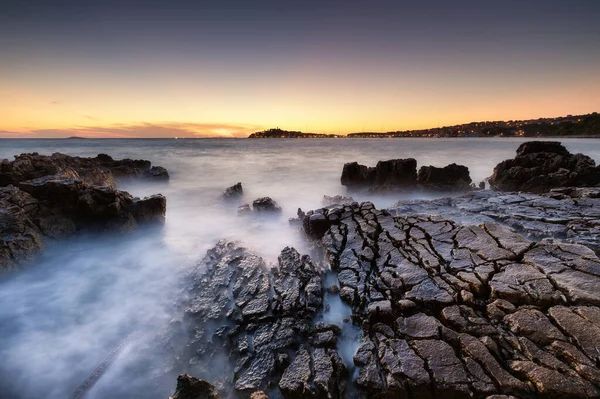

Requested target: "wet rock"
[
  {"left": 417, "top": 163, "right": 472, "bottom": 192},
  {"left": 0, "top": 152, "right": 168, "bottom": 187},
  {"left": 309, "top": 200, "right": 600, "bottom": 398},
  {"left": 489, "top": 141, "right": 600, "bottom": 193},
  {"left": 223, "top": 182, "right": 243, "bottom": 199},
  {"left": 0, "top": 152, "right": 168, "bottom": 269},
  {"left": 341, "top": 159, "right": 417, "bottom": 192},
  {"left": 390, "top": 188, "right": 600, "bottom": 254},
  {"left": 252, "top": 197, "right": 282, "bottom": 213},
  {"left": 166, "top": 240, "right": 346, "bottom": 397},
  {"left": 169, "top": 374, "right": 219, "bottom": 399}
]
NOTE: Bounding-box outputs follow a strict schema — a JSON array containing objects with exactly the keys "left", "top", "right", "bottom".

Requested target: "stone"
[
  {"left": 223, "top": 182, "right": 243, "bottom": 199},
  {"left": 489, "top": 141, "right": 600, "bottom": 193},
  {"left": 417, "top": 163, "right": 472, "bottom": 191}
]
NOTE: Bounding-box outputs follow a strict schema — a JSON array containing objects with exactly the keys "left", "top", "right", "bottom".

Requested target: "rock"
[
  {"left": 322, "top": 195, "right": 354, "bottom": 206},
  {"left": 222, "top": 182, "right": 243, "bottom": 199},
  {"left": 252, "top": 197, "right": 282, "bottom": 213},
  {"left": 0, "top": 154, "right": 168, "bottom": 269},
  {"left": 0, "top": 152, "right": 168, "bottom": 187},
  {"left": 143, "top": 165, "right": 170, "bottom": 180},
  {"left": 0, "top": 188, "right": 44, "bottom": 270},
  {"left": 489, "top": 141, "right": 600, "bottom": 193},
  {"left": 169, "top": 374, "right": 219, "bottom": 399},
  {"left": 237, "top": 203, "right": 252, "bottom": 215},
  {"left": 341, "top": 159, "right": 417, "bottom": 192},
  {"left": 163, "top": 241, "right": 345, "bottom": 397},
  {"left": 417, "top": 163, "right": 472, "bottom": 191},
  {"left": 390, "top": 188, "right": 600, "bottom": 254},
  {"left": 308, "top": 200, "right": 600, "bottom": 398}
]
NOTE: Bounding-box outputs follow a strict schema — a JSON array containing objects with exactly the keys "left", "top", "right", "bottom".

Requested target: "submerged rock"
[
  {"left": 222, "top": 182, "right": 243, "bottom": 199},
  {"left": 489, "top": 141, "right": 600, "bottom": 193},
  {"left": 252, "top": 197, "right": 282, "bottom": 213}
]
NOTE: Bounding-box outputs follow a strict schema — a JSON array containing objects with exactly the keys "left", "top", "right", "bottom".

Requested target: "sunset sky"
[{"left": 1, "top": 0, "right": 599, "bottom": 138}]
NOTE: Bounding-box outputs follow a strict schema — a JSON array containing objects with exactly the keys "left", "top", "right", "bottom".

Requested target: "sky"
[{"left": 1, "top": 0, "right": 599, "bottom": 138}]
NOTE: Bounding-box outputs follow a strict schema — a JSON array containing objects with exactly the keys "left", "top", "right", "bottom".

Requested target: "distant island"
[
  {"left": 248, "top": 112, "right": 599, "bottom": 138},
  {"left": 66, "top": 136, "right": 88, "bottom": 139}
]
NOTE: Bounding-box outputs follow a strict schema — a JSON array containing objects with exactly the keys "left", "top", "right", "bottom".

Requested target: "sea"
[{"left": 1, "top": 137, "right": 599, "bottom": 398}]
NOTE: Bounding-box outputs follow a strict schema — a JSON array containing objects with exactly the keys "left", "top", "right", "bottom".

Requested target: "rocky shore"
[
  {"left": 0, "top": 152, "right": 168, "bottom": 270},
  {"left": 167, "top": 141, "right": 600, "bottom": 398}
]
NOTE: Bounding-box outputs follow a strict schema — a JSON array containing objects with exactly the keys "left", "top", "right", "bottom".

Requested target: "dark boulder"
[
  {"left": 489, "top": 141, "right": 600, "bottom": 193},
  {"left": 0, "top": 152, "right": 169, "bottom": 188},
  {"left": 169, "top": 374, "right": 219, "bottom": 399},
  {"left": 0, "top": 162, "right": 167, "bottom": 269},
  {"left": 222, "top": 182, "right": 243, "bottom": 199},
  {"left": 417, "top": 163, "right": 472, "bottom": 191},
  {"left": 0, "top": 187, "right": 44, "bottom": 270},
  {"left": 340, "top": 162, "right": 374, "bottom": 189},
  {"left": 143, "top": 166, "right": 170, "bottom": 180},
  {"left": 341, "top": 159, "right": 417, "bottom": 192},
  {"left": 252, "top": 197, "right": 282, "bottom": 213}
]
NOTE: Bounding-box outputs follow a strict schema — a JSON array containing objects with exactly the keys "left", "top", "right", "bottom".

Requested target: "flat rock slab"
[{"left": 391, "top": 188, "right": 600, "bottom": 254}]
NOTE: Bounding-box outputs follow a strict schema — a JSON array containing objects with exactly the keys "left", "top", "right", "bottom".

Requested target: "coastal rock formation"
[
  {"left": 391, "top": 187, "right": 600, "bottom": 253},
  {"left": 313, "top": 201, "right": 600, "bottom": 398},
  {"left": 341, "top": 159, "right": 417, "bottom": 192},
  {"left": 238, "top": 197, "right": 282, "bottom": 215},
  {"left": 489, "top": 141, "right": 600, "bottom": 193},
  {"left": 0, "top": 152, "right": 169, "bottom": 187},
  {"left": 222, "top": 182, "right": 243, "bottom": 199},
  {"left": 0, "top": 153, "right": 168, "bottom": 270},
  {"left": 171, "top": 198, "right": 600, "bottom": 398},
  {"left": 341, "top": 159, "right": 473, "bottom": 192},
  {"left": 168, "top": 241, "right": 345, "bottom": 398},
  {"left": 169, "top": 374, "right": 219, "bottom": 399},
  {"left": 417, "top": 163, "right": 472, "bottom": 191}
]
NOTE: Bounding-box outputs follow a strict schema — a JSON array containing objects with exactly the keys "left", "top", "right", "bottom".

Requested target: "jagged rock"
[
  {"left": 0, "top": 187, "right": 44, "bottom": 270},
  {"left": 169, "top": 374, "right": 219, "bottom": 399},
  {"left": 0, "top": 152, "right": 168, "bottom": 187},
  {"left": 0, "top": 155, "right": 167, "bottom": 269},
  {"left": 223, "top": 182, "right": 243, "bottom": 199},
  {"left": 166, "top": 240, "right": 345, "bottom": 397},
  {"left": 341, "top": 159, "right": 417, "bottom": 192},
  {"left": 252, "top": 197, "right": 282, "bottom": 213},
  {"left": 489, "top": 141, "right": 600, "bottom": 193},
  {"left": 417, "top": 163, "right": 472, "bottom": 191}
]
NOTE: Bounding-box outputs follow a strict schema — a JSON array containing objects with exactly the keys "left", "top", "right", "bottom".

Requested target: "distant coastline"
[{"left": 248, "top": 112, "right": 600, "bottom": 139}]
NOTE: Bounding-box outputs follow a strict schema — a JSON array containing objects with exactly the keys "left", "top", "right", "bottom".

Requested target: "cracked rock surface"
[
  {"left": 173, "top": 198, "right": 600, "bottom": 398},
  {"left": 391, "top": 187, "right": 600, "bottom": 254},
  {"left": 314, "top": 201, "right": 600, "bottom": 398}
]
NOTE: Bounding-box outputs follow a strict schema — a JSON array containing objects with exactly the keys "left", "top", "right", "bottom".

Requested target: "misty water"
[{"left": 1, "top": 137, "right": 600, "bottom": 398}]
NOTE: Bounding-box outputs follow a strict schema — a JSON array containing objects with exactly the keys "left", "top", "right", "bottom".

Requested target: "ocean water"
[{"left": 1, "top": 137, "right": 599, "bottom": 398}]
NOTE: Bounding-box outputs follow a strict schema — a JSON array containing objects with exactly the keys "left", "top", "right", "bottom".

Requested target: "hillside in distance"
[{"left": 248, "top": 113, "right": 600, "bottom": 138}]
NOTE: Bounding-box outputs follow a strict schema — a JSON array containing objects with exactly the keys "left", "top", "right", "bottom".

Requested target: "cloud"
[{"left": 0, "top": 122, "right": 264, "bottom": 139}]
